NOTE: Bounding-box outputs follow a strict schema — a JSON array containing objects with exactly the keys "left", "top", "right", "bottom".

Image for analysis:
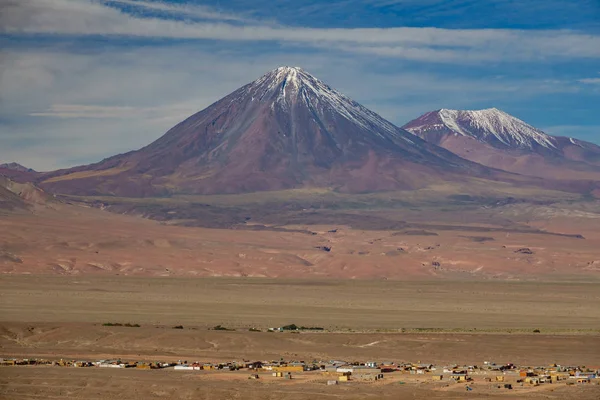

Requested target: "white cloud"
[
  {"left": 29, "top": 103, "right": 195, "bottom": 119},
  {"left": 578, "top": 78, "right": 600, "bottom": 84},
  {"left": 2, "top": 0, "right": 600, "bottom": 63},
  {"left": 2, "top": 43, "right": 593, "bottom": 171},
  {"left": 1, "top": 1, "right": 599, "bottom": 169},
  {"left": 102, "top": 0, "right": 263, "bottom": 24}
]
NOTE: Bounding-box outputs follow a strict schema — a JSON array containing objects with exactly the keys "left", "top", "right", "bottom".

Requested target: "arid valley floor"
[
  {"left": 1, "top": 191, "right": 600, "bottom": 399},
  {"left": 1, "top": 276, "right": 600, "bottom": 399}
]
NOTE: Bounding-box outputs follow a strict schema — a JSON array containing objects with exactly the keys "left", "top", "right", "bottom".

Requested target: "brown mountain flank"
[
  {"left": 36, "top": 67, "right": 518, "bottom": 197},
  {"left": 403, "top": 109, "right": 600, "bottom": 187}
]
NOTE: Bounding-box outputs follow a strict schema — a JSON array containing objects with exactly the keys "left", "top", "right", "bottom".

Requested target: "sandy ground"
[
  {"left": 1, "top": 277, "right": 599, "bottom": 399},
  {"left": 1, "top": 198, "right": 600, "bottom": 398},
  {"left": 1, "top": 276, "right": 599, "bottom": 365},
  {"left": 2, "top": 276, "right": 600, "bottom": 331},
  {"left": 1, "top": 366, "right": 599, "bottom": 400},
  {"left": 2, "top": 322, "right": 600, "bottom": 366},
  {"left": 1, "top": 201, "right": 600, "bottom": 280}
]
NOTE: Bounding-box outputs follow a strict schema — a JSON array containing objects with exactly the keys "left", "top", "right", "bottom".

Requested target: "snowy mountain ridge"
[
  {"left": 245, "top": 67, "right": 413, "bottom": 143},
  {"left": 406, "top": 108, "right": 558, "bottom": 150}
]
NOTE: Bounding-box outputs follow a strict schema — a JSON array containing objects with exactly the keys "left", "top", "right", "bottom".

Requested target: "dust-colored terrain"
[
  {"left": 1, "top": 276, "right": 599, "bottom": 399},
  {"left": 2, "top": 367, "right": 600, "bottom": 400},
  {"left": 1, "top": 184, "right": 600, "bottom": 398},
  {"left": 1, "top": 189, "right": 600, "bottom": 279},
  {"left": 2, "top": 276, "right": 600, "bottom": 334}
]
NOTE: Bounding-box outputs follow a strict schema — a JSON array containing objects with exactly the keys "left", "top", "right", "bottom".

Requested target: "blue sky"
[{"left": 1, "top": 0, "right": 599, "bottom": 170}]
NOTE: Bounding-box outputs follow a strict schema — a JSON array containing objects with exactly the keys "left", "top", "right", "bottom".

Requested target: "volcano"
[
  {"left": 403, "top": 108, "right": 600, "bottom": 182},
  {"left": 40, "top": 67, "right": 502, "bottom": 196}
]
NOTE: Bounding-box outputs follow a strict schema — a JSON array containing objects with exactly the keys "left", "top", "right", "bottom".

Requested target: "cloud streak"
[
  {"left": 578, "top": 78, "right": 600, "bottom": 85},
  {"left": 1, "top": 1, "right": 599, "bottom": 170},
  {"left": 103, "top": 0, "right": 261, "bottom": 24},
  {"left": 2, "top": 0, "right": 600, "bottom": 63},
  {"left": 29, "top": 103, "right": 196, "bottom": 120}
]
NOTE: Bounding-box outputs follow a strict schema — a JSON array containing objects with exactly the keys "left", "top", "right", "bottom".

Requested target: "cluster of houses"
[{"left": 1, "top": 357, "right": 598, "bottom": 387}]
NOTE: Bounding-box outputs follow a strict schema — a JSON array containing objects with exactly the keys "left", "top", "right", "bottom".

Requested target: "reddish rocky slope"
[
  {"left": 38, "top": 67, "right": 504, "bottom": 196},
  {"left": 403, "top": 108, "right": 600, "bottom": 184}
]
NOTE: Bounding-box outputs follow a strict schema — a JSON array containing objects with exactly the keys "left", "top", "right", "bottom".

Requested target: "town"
[{"left": 3, "top": 355, "right": 598, "bottom": 392}]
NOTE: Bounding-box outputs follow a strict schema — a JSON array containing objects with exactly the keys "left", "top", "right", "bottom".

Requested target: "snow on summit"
[
  {"left": 406, "top": 108, "right": 558, "bottom": 150},
  {"left": 247, "top": 66, "right": 407, "bottom": 141}
]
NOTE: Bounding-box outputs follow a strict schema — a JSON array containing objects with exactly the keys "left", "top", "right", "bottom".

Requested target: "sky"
[{"left": 1, "top": 0, "right": 599, "bottom": 171}]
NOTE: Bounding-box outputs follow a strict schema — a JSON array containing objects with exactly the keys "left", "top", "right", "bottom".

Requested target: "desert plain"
[{"left": 1, "top": 189, "right": 600, "bottom": 399}]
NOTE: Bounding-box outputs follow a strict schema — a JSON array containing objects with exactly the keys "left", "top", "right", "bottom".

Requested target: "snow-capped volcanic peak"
[
  {"left": 247, "top": 66, "right": 409, "bottom": 142},
  {"left": 409, "top": 108, "right": 558, "bottom": 150}
]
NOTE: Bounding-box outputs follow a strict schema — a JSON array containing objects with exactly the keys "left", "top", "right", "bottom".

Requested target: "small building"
[
  {"left": 272, "top": 365, "right": 304, "bottom": 373},
  {"left": 174, "top": 364, "right": 202, "bottom": 371},
  {"left": 450, "top": 373, "right": 469, "bottom": 382},
  {"left": 525, "top": 377, "right": 540, "bottom": 385},
  {"left": 576, "top": 372, "right": 598, "bottom": 379},
  {"left": 336, "top": 365, "right": 382, "bottom": 375},
  {"left": 495, "top": 376, "right": 505, "bottom": 382}
]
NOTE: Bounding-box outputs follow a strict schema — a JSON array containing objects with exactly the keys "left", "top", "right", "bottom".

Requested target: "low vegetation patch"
[
  {"left": 102, "top": 322, "right": 140, "bottom": 327},
  {"left": 173, "top": 325, "right": 184, "bottom": 329},
  {"left": 212, "top": 325, "right": 234, "bottom": 331},
  {"left": 281, "top": 324, "right": 324, "bottom": 331}
]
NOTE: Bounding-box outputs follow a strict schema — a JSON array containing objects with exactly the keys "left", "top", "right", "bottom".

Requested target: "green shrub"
[
  {"left": 102, "top": 322, "right": 140, "bottom": 327},
  {"left": 212, "top": 325, "right": 233, "bottom": 331}
]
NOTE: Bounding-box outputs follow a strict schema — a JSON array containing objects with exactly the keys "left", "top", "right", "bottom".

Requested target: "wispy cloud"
[
  {"left": 2, "top": 0, "right": 600, "bottom": 63},
  {"left": 29, "top": 103, "right": 196, "bottom": 120},
  {"left": 1, "top": 0, "right": 599, "bottom": 169},
  {"left": 103, "top": 0, "right": 261, "bottom": 24},
  {"left": 578, "top": 78, "right": 600, "bottom": 84}
]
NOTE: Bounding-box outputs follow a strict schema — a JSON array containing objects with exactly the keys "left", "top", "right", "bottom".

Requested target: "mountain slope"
[
  {"left": 0, "top": 175, "right": 51, "bottom": 211},
  {"left": 0, "top": 163, "right": 39, "bottom": 183},
  {"left": 403, "top": 108, "right": 600, "bottom": 182},
  {"left": 38, "top": 67, "right": 505, "bottom": 197},
  {"left": 0, "top": 162, "right": 36, "bottom": 173}
]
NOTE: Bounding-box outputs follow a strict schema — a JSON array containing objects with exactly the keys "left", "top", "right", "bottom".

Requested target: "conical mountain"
[
  {"left": 40, "top": 67, "right": 499, "bottom": 196},
  {"left": 403, "top": 108, "right": 600, "bottom": 182}
]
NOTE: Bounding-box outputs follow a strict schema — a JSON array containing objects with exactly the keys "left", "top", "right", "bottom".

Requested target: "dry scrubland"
[
  {"left": 1, "top": 276, "right": 600, "bottom": 399},
  {"left": 2, "top": 276, "right": 600, "bottom": 332},
  {"left": 1, "top": 192, "right": 600, "bottom": 399},
  {"left": 2, "top": 191, "right": 600, "bottom": 280},
  {"left": 2, "top": 367, "right": 600, "bottom": 400},
  {"left": 1, "top": 276, "right": 600, "bottom": 363}
]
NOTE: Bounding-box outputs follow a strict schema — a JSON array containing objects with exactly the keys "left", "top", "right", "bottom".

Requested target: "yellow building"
[{"left": 272, "top": 365, "right": 304, "bottom": 373}]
